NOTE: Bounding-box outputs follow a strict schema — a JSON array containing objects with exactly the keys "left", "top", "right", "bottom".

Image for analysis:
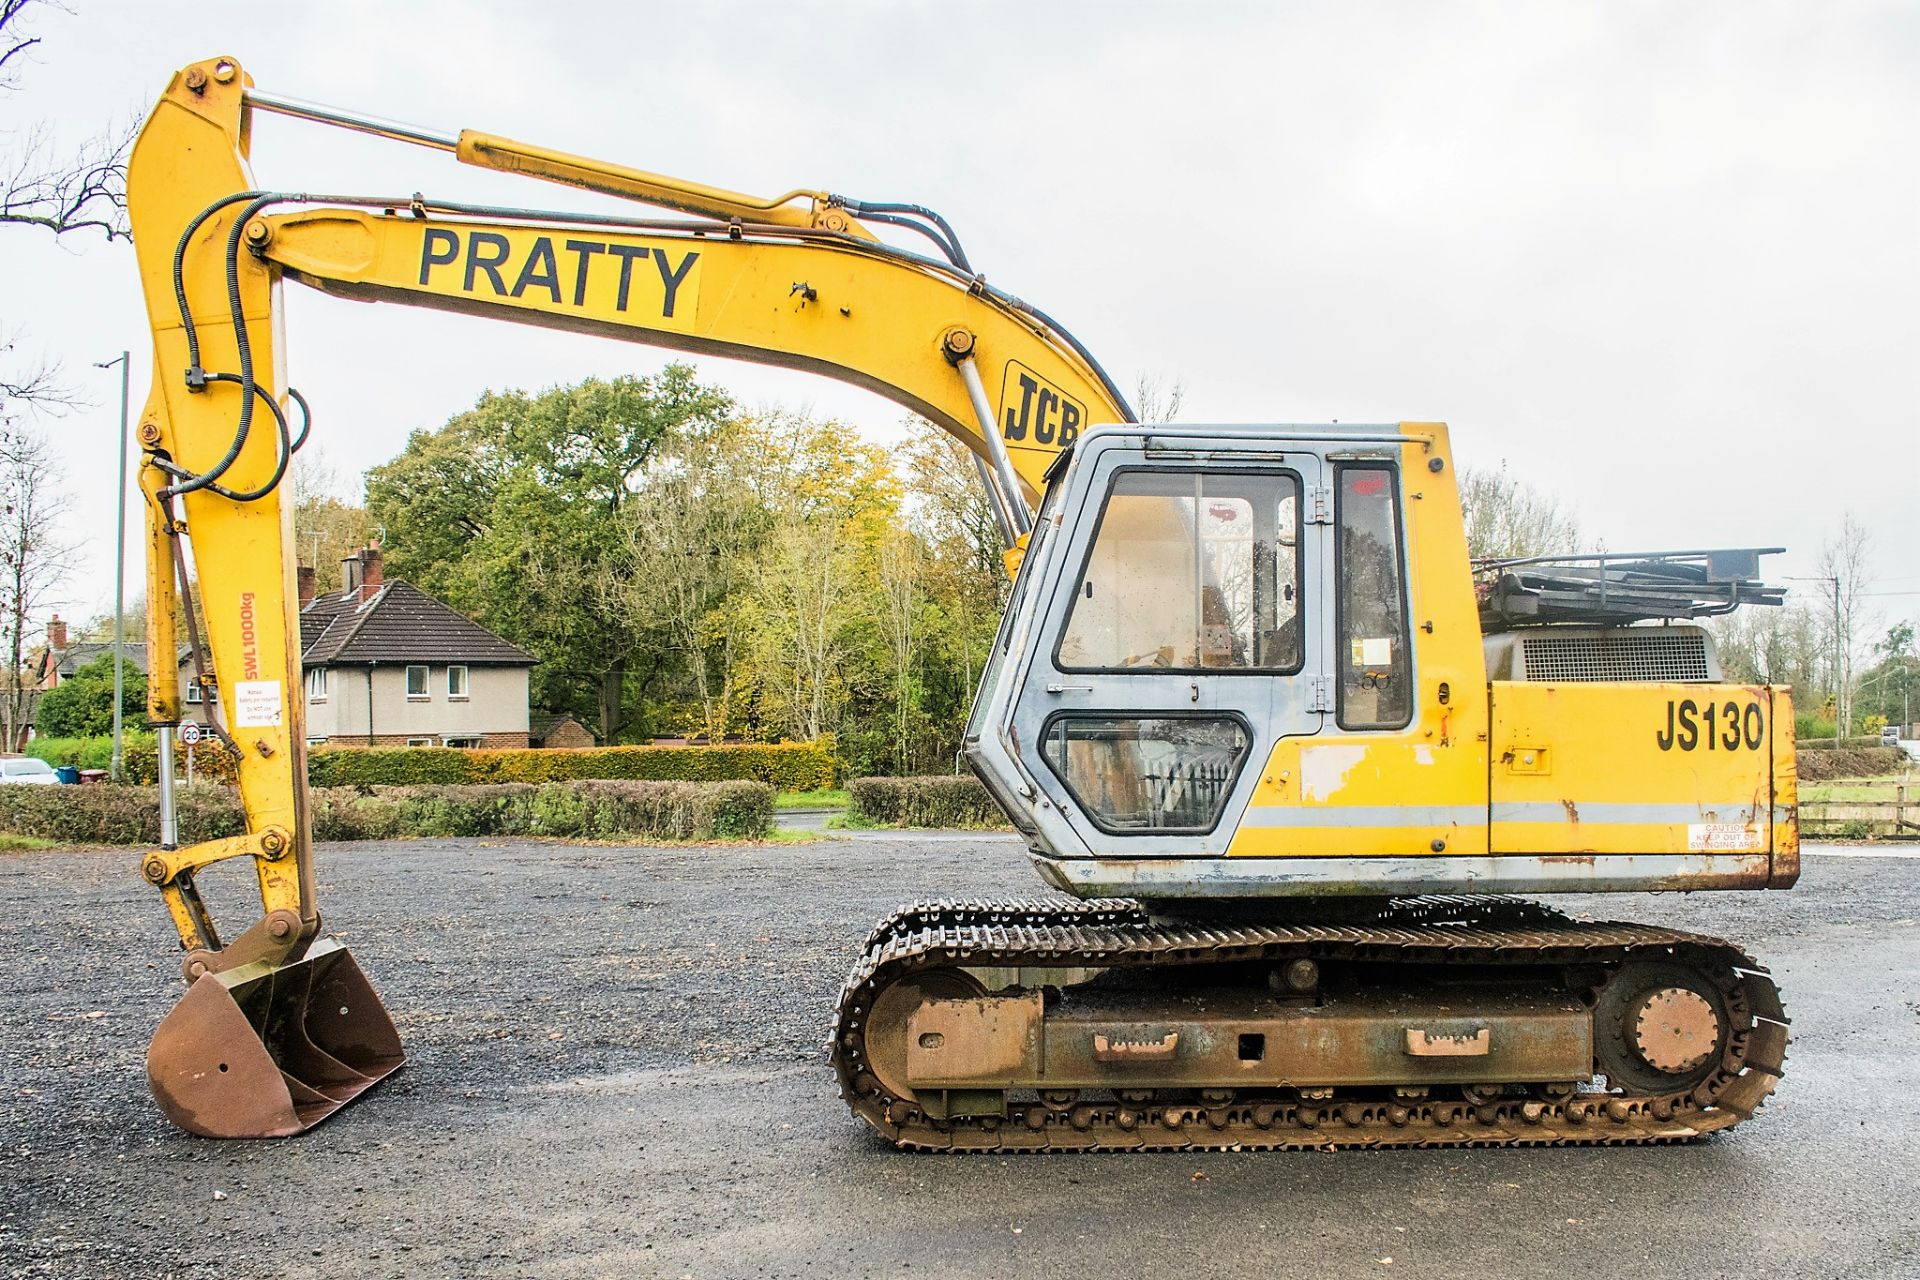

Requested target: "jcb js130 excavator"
[{"left": 129, "top": 57, "right": 1791, "bottom": 1149}]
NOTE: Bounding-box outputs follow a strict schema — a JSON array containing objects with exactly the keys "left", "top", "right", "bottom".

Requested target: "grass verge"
[
  {"left": 1802, "top": 774, "right": 1913, "bottom": 803},
  {"left": 774, "top": 788, "right": 850, "bottom": 811}
]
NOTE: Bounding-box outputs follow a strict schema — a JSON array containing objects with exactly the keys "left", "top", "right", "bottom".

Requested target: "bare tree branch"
[
  {"left": 1816, "top": 513, "right": 1876, "bottom": 735},
  {"left": 0, "top": 117, "right": 133, "bottom": 240},
  {"left": 0, "top": 328, "right": 76, "bottom": 419},
  {"left": 1132, "top": 373, "right": 1185, "bottom": 423},
  {"left": 1460, "top": 462, "right": 1581, "bottom": 561},
  {"left": 0, "top": 420, "right": 82, "bottom": 747},
  {"left": 0, "top": 2, "right": 132, "bottom": 241},
  {"left": 0, "top": 0, "right": 51, "bottom": 88}
]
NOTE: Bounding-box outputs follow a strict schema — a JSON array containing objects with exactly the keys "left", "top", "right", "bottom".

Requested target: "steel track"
[{"left": 830, "top": 896, "right": 1788, "bottom": 1152}]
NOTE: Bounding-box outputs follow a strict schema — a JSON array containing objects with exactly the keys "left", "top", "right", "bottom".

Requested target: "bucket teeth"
[{"left": 147, "top": 940, "right": 404, "bottom": 1138}]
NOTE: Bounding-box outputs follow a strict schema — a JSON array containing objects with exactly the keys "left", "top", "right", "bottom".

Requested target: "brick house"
[
  {"left": 299, "top": 547, "right": 536, "bottom": 748},
  {"left": 25, "top": 617, "right": 219, "bottom": 738},
  {"left": 529, "top": 712, "right": 597, "bottom": 749}
]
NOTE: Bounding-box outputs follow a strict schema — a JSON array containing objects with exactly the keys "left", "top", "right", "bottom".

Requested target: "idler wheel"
[
  {"left": 1593, "top": 960, "right": 1731, "bottom": 1095},
  {"left": 1628, "top": 987, "right": 1720, "bottom": 1075},
  {"left": 862, "top": 969, "right": 986, "bottom": 1103}
]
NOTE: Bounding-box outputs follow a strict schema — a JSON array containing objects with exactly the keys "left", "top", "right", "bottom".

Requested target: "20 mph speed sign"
[{"left": 179, "top": 722, "right": 203, "bottom": 745}]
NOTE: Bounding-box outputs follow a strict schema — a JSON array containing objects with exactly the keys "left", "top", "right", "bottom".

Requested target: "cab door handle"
[{"left": 1046, "top": 683, "right": 1093, "bottom": 694}]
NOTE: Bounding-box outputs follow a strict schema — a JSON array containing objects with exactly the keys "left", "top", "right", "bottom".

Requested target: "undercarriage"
[{"left": 831, "top": 896, "right": 1787, "bottom": 1151}]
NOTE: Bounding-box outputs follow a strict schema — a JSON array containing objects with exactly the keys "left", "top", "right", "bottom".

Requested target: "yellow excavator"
[{"left": 129, "top": 57, "right": 1792, "bottom": 1148}]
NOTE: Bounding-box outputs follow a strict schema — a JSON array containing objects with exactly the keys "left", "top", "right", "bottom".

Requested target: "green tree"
[
  {"left": 35, "top": 654, "right": 147, "bottom": 737},
  {"left": 1859, "top": 622, "right": 1918, "bottom": 733},
  {"left": 608, "top": 413, "right": 775, "bottom": 742},
  {"left": 367, "top": 367, "right": 733, "bottom": 741}
]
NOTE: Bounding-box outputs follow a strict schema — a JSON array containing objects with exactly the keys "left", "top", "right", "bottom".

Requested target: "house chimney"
[
  {"left": 47, "top": 614, "right": 67, "bottom": 651},
  {"left": 360, "top": 543, "right": 384, "bottom": 601},
  {"left": 297, "top": 565, "right": 317, "bottom": 608},
  {"left": 340, "top": 551, "right": 363, "bottom": 598}
]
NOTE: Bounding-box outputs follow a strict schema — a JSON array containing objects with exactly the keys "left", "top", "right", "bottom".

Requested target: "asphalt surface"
[{"left": 2, "top": 835, "right": 1917, "bottom": 1280}]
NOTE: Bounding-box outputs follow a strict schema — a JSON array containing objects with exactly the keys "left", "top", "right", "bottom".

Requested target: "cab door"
[{"left": 992, "top": 442, "right": 1327, "bottom": 858}]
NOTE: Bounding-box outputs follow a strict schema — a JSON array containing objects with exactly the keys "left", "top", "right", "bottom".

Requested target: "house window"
[
  {"left": 447, "top": 665, "right": 469, "bottom": 699},
  {"left": 443, "top": 735, "right": 480, "bottom": 749},
  {"left": 405, "top": 665, "right": 430, "bottom": 700},
  {"left": 185, "top": 680, "right": 218, "bottom": 704},
  {"left": 308, "top": 668, "right": 328, "bottom": 702},
  {"left": 185, "top": 684, "right": 201, "bottom": 704},
  {"left": 405, "top": 737, "right": 434, "bottom": 747}
]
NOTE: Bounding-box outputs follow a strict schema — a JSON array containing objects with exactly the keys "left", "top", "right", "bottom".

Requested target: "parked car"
[
  {"left": 0, "top": 756, "right": 61, "bottom": 785},
  {"left": 1884, "top": 725, "right": 1903, "bottom": 746}
]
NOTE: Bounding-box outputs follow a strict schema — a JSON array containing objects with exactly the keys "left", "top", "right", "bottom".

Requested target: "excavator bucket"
[{"left": 146, "top": 940, "right": 404, "bottom": 1138}]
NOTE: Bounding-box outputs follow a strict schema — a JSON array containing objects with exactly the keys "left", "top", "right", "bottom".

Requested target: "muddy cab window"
[
  {"left": 1335, "top": 465, "right": 1412, "bottom": 729},
  {"left": 1058, "top": 470, "right": 1301, "bottom": 672},
  {"left": 1041, "top": 714, "right": 1251, "bottom": 833}
]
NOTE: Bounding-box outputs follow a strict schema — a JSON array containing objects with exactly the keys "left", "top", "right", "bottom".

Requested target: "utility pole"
[{"left": 95, "top": 352, "right": 131, "bottom": 782}]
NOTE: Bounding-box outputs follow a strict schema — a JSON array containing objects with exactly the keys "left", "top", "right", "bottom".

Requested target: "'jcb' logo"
[
  {"left": 1000, "top": 360, "right": 1083, "bottom": 448},
  {"left": 417, "top": 226, "right": 701, "bottom": 328}
]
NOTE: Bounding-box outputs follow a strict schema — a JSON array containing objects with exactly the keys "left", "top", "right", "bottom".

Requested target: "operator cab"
[{"left": 966, "top": 422, "right": 1442, "bottom": 891}]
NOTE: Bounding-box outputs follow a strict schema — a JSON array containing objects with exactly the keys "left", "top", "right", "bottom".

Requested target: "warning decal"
[{"left": 233, "top": 680, "right": 283, "bottom": 729}]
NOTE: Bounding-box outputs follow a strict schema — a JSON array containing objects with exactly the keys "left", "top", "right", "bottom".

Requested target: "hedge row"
[
  {"left": 0, "top": 782, "right": 248, "bottom": 846},
  {"left": 28, "top": 736, "right": 832, "bottom": 792},
  {"left": 25, "top": 735, "right": 242, "bottom": 786},
  {"left": 0, "top": 779, "right": 773, "bottom": 846},
  {"left": 1797, "top": 747, "right": 1908, "bottom": 782},
  {"left": 1797, "top": 736, "right": 1898, "bottom": 752},
  {"left": 307, "top": 742, "right": 835, "bottom": 791},
  {"left": 847, "top": 776, "right": 1011, "bottom": 829}
]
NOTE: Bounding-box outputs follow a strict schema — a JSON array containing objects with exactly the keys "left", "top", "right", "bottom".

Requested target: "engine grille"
[{"left": 1518, "top": 629, "right": 1712, "bottom": 683}]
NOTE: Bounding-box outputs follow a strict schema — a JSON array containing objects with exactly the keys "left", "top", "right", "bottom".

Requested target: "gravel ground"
[{"left": 2, "top": 836, "right": 1917, "bottom": 1280}]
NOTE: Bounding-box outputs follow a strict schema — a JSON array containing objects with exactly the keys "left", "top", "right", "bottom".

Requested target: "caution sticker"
[
  {"left": 232, "top": 680, "right": 283, "bottom": 729},
  {"left": 1688, "top": 823, "right": 1756, "bottom": 852}
]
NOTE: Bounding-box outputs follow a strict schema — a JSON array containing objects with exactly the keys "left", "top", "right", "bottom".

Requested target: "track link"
[{"left": 830, "top": 896, "right": 1788, "bottom": 1151}]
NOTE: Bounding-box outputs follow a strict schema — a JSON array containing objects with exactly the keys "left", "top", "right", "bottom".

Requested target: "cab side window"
[{"left": 1335, "top": 465, "right": 1412, "bottom": 729}]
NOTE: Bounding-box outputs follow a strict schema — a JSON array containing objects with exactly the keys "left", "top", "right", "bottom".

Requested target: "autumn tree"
[
  {"left": 292, "top": 450, "right": 373, "bottom": 591},
  {"left": 897, "top": 421, "right": 1008, "bottom": 768},
  {"left": 33, "top": 652, "right": 145, "bottom": 736},
  {"left": 738, "top": 413, "right": 900, "bottom": 748},
  {"left": 608, "top": 413, "right": 773, "bottom": 741},
  {"left": 367, "top": 367, "right": 733, "bottom": 741}
]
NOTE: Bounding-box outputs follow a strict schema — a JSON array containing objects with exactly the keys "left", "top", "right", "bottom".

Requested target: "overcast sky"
[{"left": 4, "top": 0, "right": 1916, "bottom": 632}]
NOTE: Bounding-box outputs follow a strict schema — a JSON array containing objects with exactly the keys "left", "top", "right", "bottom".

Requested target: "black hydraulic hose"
[
  {"left": 163, "top": 192, "right": 311, "bottom": 503},
  {"left": 171, "top": 189, "right": 265, "bottom": 371},
  {"left": 194, "top": 377, "right": 305, "bottom": 502},
  {"left": 833, "top": 196, "right": 972, "bottom": 273}
]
